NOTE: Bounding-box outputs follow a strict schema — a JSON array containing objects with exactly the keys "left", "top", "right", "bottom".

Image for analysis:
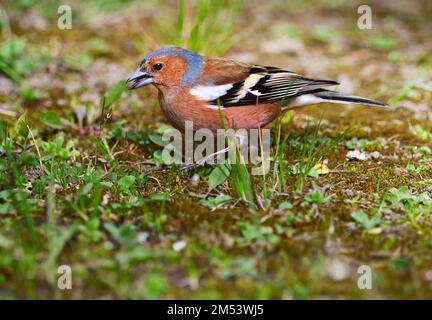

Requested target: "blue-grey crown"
[{"left": 143, "top": 46, "right": 203, "bottom": 87}]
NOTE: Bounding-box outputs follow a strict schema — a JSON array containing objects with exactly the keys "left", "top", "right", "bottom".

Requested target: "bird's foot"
[
  {"left": 178, "top": 147, "right": 230, "bottom": 171},
  {"left": 179, "top": 160, "right": 214, "bottom": 171}
]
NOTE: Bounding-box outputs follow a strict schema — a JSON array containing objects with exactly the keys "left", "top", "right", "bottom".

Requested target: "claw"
[
  {"left": 179, "top": 163, "right": 201, "bottom": 171},
  {"left": 178, "top": 147, "right": 230, "bottom": 171},
  {"left": 179, "top": 159, "right": 215, "bottom": 171}
]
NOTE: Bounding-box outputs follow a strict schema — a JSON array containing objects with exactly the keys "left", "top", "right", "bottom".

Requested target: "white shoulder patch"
[
  {"left": 190, "top": 84, "right": 233, "bottom": 101},
  {"left": 232, "top": 73, "right": 265, "bottom": 102}
]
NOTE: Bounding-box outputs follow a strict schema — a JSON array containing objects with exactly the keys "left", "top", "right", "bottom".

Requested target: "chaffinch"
[{"left": 126, "top": 46, "right": 386, "bottom": 133}]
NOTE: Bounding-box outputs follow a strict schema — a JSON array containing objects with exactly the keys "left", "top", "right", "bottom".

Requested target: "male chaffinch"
[{"left": 126, "top": 46, "right": 386, "bottom": 133}]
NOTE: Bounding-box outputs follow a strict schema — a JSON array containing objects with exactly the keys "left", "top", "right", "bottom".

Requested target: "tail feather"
[{"left": 313, "top": 89, "right": 387, "bottom": 108}]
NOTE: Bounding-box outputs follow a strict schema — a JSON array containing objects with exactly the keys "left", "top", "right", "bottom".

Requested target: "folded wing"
[{"left": 190, "top": 59, "right": 339, "bottom": 108}]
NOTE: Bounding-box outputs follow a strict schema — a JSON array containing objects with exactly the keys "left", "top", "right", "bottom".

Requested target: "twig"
[{"left": 27, "top": 125, "right": 44, "bottom": 173}]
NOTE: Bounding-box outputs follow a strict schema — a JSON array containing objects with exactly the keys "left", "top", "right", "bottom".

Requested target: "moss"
[{"left": 1, "top": 0, "right": 432, "bottom": 299}]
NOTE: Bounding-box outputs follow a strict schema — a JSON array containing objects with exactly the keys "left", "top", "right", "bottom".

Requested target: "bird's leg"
[
  {"left": 179, "top": 147, "right": 230, "bottom": 171},
  {"left": 179, "top": 131, "right": 250, "bottom": 171}
]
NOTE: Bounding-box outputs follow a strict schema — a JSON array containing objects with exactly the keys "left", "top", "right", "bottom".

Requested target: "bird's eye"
[{"left": 153, "top": 63, "right": 163, "bottom": 71}]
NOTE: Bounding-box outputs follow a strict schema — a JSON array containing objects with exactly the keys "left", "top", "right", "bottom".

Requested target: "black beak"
[{"left": 126, "top": 70, "right": 154, "bottom": 90}]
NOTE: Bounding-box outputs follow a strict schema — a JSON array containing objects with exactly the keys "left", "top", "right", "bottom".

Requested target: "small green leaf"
[
  {"left": 351, "top": 211, "right": 369, "bottom": 226},
  {"left": 230, "top": 163, "right": 256, "bottom": 209},
  {"left": 149, "top": 133, "right": 168, "bottom": 147},
  {"left": 21, "top": 87, "right": 36, "bottom": 102},
  {"left": 119, "top": 224, "right": 136, "bottom": 244},
  {"left": 39, "top": 111, "right": 64, "bottom": 129},
  {"left": 307, "top": 167, "right": 319, "bottom": 178},
  {"left": 389, "top": 258, "right": 410, "bottom": 271},
  {"left": 147, "top": 193, "right": 169, "bottom": 202},
  {"left": 311, "top": 25, "right": 337, "bottom": 43},
  {"left": 78, "top": 183, "right": 93, "bottom": 195},
  {"left": 101, "top": 81, "right": 125, "bottom": 111},
  {"left": 100, "top": 181, "right": 113, "bottom": 189},
  {"left": 370, "top": 35, "right": 396, "bottom": 52},
  {"left": 15, "top": 112, "right": 30, "bottom": 138},
  {"left": 0, "top": 203, "right": 13, "bottom": 214},
  {"left": 118, "top": 175, "right": 136, "bottom": 192},
  {"left": 351, "top": 210, "right": 380, "bottom": 230},
  {"left": 278, "top": 201, "right": 293, "bottom": 210},
  {"left": 208, "top": 163, "right": 230, "bottom": 189},
  {"left": 200, "top": 194, "right": 232, "bottom": 208}
]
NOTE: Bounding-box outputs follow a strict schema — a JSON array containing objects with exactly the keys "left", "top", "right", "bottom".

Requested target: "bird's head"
[{"left": 126, "top": 46, "right": 203, "bottom": 90}]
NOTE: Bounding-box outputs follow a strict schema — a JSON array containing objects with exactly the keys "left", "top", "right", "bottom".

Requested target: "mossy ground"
[{"left": 0, "top": 0, "right": 431, "bottom": 299}]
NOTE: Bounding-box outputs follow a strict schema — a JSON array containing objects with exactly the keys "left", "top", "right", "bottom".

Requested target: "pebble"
[
  {"left": 327, "top": 259, "right": 350, "bottom": 281},
  {"left": 190, "top": 173, "right": 200, "bottom": 186},
  {"left": 172, "top": 240, "right": 186, "bottom": 252},
  {"left": 346, "top": 150, "right": 369, "bottom": 161}
]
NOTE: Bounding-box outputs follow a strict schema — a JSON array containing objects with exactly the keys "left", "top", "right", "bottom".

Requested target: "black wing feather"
[{"left": 210, "top": 66, "right": 339, "bottom": 107}]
